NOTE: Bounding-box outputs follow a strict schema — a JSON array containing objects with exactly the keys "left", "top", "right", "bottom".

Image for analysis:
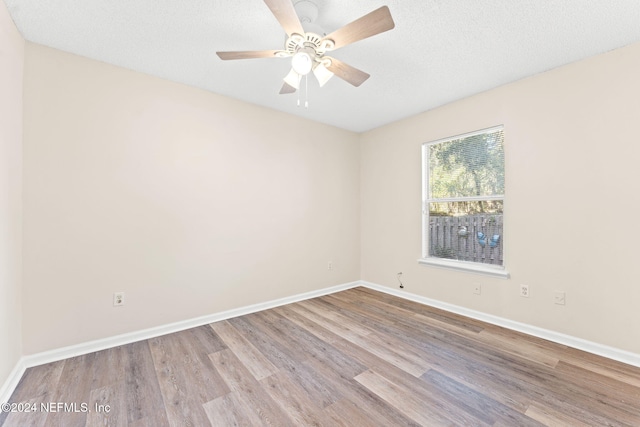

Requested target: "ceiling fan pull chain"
[{"left": 305, "top": 74, "right": 309, "bottom": 108}]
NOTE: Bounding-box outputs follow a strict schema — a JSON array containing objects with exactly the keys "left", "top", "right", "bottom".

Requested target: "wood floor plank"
[
  {"left": 4, "top": 360, "right": 65, "bottom": 403},
  {"left": 286, "top": 302, "right": 371, "bottom": 342},
  {"left": 476, "top": 328, "right": 561, "bottom": 369},
  {"left": 423, "top": 358, "right": 535, "bottom": 413},
  {"left": 284, "top": 301, "right": 442, "bottom": 401},
  {"left": 1, "top": 395, "right": 51, "bottom": 427},
  {"left": 209, "top": 349, "right": 294, "bottom": 426},
  {"left": 42, "top": 353, "right": 95, "bottom": 427},
  {"left": 210, "top": 320, "right": 279, "bottom": 381},
  {"left": 332, "top": 296, "right": 559, "bottom": 405},
  {"left": 0, "top": 360, "right": 66, "bottom": 427},
  {"left": 336, "top": 287, "right": 485, "bottom": 333},
  {"left": 525, "top": 403, "right": 594, "bottom": 427},
  {"left": 355, "top": 369, "right": 483, "bottom": 426},
  {"left": 354, "top": 331, "right": 432, "bottom": 377},
  {"left": 554, "top": 360, "right": 640, "bottom": 414},
  {"left": 317, "top": 294, "right": 502, "bottom": 380},
  {"left": 203, "top": 392, "right": 262, "bottom": 427},
  {"left": 420, "top": 368, "right": 545, "bottom": 426},
  {"left": 186, "top": 325, "right": 228, "bottom": 355},
  {"left": 273, "top": 305, "right": 343, "bottom": 345},
  {"left": 274, "top": 303, "right": 428, "bottom": 424},
  {"left": 288, "top": 300, "right": 431, "bottom": 377},
  {"left": 148, "top": 331, "right": 225, "bottom": 427},
  {"left": 123, "top": 341, "right": 169, "bottom": 427},
  {"left": 259, "top": 371, "right": 326, "bottom": 427},
  {"left": 302, "top": 353, "right": 424, "bottom": 427},
  {"left": 87, "top": 346, "right": 127, "bottom": 391},
  {"left": 529, "top": 365, "right": 640, "bottom": 426},
  {"left": 316, "top": 291, "right": 476, "bottom": 356},
  {"left": 323, "top": 398, "right": 420, "bottom": 427},
  {"left": 254, "top": 309, "right": 367, "bottom": 379},
  {"left": 351, "top": 293, "right": 561, "bottom": 370},
  {"left": 85, "top": 385, "right": 126, "bottom": 427},
  {"left": 127, "top": 416, "right": 170, "bottom": 427},
  {"left": 274, "top": 307, "right": 428, "bottom": 426},
  {"left": 3, "top": 286, "right": 640, "bottom": 427},
  {"left": 227, "top": 314, "right": 346, "bottom": 409},
  {"left": 322, "top": 290, "right": 562, "bottom": 414},
  {"left": 560, "top": 346, "right": 640, "bottom": 388},
  {"left": 300, "top": 298, "right": 377, "bottom": 336},
  {"left": 226, "top": 315, "right": 303, "bottom": 371}
]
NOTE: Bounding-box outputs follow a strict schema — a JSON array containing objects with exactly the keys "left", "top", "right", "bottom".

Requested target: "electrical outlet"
[
  {"left": 520, "top": 284, "right": 529, "bottom": 298},
  {"left": 473, "top": 283, "right": 482, "bottom": 295},
  {"left": 554, "top": 291, "right": 566, "bottom": 305},
  {"left": 113, "top": 292, "right": 125, "bottom": 307},
  {"left": 327, "top": 261, "right": 333, "bottom": 271}
]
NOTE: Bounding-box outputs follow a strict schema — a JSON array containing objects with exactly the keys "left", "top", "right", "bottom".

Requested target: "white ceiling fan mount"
[{"left": 294, "top": 1, "right": 319, "bottom": 25}]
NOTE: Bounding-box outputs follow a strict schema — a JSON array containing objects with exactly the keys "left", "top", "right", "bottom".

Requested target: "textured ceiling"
[{"left": 4, "top": 0, "right": 640, "bottom": 132}]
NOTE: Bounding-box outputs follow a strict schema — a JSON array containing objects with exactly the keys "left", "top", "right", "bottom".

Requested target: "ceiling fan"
[{"left": 216, "top": 0, "right": 395, "bottom": 94}]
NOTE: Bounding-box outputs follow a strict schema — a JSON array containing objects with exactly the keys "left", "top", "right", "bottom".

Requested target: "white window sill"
[{"left": 418, "top": 257, "right": 510, "bottom": 279}]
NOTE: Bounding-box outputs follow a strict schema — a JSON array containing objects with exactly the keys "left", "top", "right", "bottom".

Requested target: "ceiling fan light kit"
[
  {"left": 216, "top": 0, "right": 395, "bottom": 102},
  {"left": 283, "top": 68, "right": 301, "bottom": 89},
  {"left": 312, "top": 60, "right": 333, "bottom": 87},
  {"left": 291, "top": 47, "right": 315, "bottom": 75}
]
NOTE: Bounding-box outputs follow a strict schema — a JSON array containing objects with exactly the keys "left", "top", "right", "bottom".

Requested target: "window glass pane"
[
  {"left": 428, "top": 201, "right": 503, "bottom": 266},
  {"left": 428, "top": 128, "right": 504, "bottom": 199},
  {"left": 429, "top": 200, "right": 503, "bottom": 216}
]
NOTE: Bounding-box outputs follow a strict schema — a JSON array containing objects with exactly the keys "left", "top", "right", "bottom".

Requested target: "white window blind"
[{"left": 422, "top": 126, "right": 505, "bottom": 271}]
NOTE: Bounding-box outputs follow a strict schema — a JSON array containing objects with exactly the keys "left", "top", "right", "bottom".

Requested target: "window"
[{"left": 420, "top": 126, "right": 508, "bottom": 277}]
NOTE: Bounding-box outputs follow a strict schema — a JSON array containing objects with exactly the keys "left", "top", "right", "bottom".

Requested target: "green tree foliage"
[{"left": 428, "top": 129, "right": 504, "bottom": 215}]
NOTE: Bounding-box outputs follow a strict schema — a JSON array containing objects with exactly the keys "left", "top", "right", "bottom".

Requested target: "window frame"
[{"left": 419, "top": 125, "right": 509, "bottom": 278}]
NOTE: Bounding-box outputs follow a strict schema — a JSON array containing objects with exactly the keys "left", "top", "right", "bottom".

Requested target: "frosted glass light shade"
[
  {"left": 292, "top": 52, "right": 313, "bottom": 75},
  {"left": 283, "top": 68, "right": 301, "bottom": 89},
  {"left": 313, "top": 63, "right": 334, "bottom": 87}
]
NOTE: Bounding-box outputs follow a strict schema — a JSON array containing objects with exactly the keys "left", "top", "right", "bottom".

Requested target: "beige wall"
[
  {"left": 15, "top": 33, "right": 640, "bottom": 359},
  {"left": 361, "top": 41, "right": 640, "bottom": 354},
  {"left": 22, "top": 44, "right": 360, "bottom": 354},
  {"left": 0, "top": 2, "right": 24, "bottom": 385}
]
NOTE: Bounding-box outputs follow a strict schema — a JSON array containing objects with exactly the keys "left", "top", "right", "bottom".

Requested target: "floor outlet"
[
  {"left": 520, "top": 284, "right": 530, "bottom": 298},
  {"left": 113, "top": 292, "right": 125, "bottom": 307}
]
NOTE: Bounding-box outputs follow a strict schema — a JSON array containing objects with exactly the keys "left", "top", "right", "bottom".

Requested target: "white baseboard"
[
  {"left": 0, "top": 357, "right": 26, "bottom": 404},
  {"left": 359, "top": 280, "right": 640, "bottom": 368},
  {"left": 25, "top": 281, "right": 360, "bottom": 368},
  {"left": 1, "top": 281, "right": 360, "bottom": 402},
  {"left": 3, "top": 278, "right": 639, "bottom": 403}
]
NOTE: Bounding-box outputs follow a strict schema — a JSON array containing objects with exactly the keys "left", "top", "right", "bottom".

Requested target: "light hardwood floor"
[{"left": 2, "top": 287, "right": 640, "bottom": 426}]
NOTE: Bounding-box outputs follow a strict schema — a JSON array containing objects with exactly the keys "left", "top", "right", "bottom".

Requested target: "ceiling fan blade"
[
  {"left": 263, "top": 0, "right": 305, "bottom": 37},
  {"left": 322, "top": 6, "right": 395, "bottom": 50},
  {"left": 325, "top": 57, "right": 370, "bottom": 87},
  {"left": 279, "top": 82, "right": 297, "bottom": 94},
  {"left": 216, "top": 50, "right": 282, "bottom": 60}
]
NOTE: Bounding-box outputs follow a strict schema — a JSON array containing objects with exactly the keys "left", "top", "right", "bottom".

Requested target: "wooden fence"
[{"left": 429, "top": 214, "right": 503, "bottom": 265}]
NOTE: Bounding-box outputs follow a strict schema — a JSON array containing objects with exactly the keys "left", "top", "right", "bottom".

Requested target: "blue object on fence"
[
  {"left": 489, "top": 234, "right": 500, "bottom": 248},
  {"left": 477, "top": 232, "right": 486, "bottom": 247}
]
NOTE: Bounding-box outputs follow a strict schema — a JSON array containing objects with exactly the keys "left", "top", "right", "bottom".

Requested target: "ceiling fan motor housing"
[{"left": 285, "top": 33, "right": 334, "bottom": 57}]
